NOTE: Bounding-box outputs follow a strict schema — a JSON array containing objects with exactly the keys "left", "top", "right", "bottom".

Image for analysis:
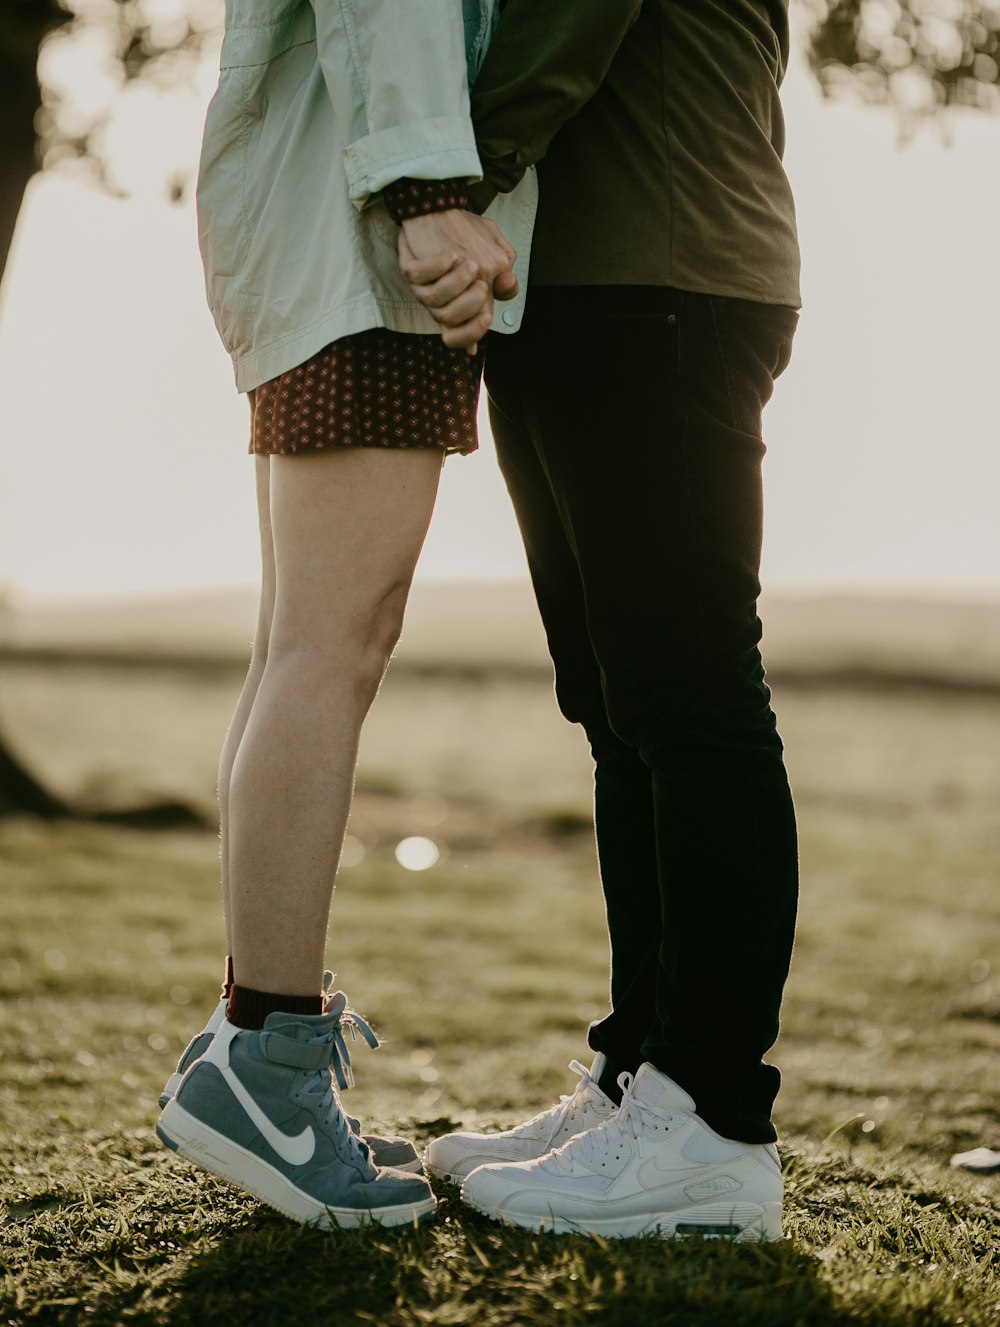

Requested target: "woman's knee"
[
  {"left": 266, "top": 578, "right": 410, "bottom": 705},
  {"left": 351, "top": 579, "right": 410, "bottom": 694}
]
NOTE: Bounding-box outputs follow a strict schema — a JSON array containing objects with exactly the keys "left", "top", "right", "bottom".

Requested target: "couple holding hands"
[{"left": 157, "top": 0, "right": 802, "bottom": 1242}]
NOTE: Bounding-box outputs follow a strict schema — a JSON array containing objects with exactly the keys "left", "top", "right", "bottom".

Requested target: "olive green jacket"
[{"left": 470, "top": 0, "right": 801, "bottom": 306}]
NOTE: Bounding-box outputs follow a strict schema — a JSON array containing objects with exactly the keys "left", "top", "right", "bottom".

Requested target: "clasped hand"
[{"left": 398, "top": 210, "right": 518, "bottom": 354}]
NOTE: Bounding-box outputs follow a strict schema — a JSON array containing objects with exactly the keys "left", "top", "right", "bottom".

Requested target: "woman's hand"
[{"left": 398, "top": 212, "right": 518, "bottom": 354}]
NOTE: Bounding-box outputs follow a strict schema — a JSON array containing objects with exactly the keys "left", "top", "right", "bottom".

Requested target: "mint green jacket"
[{"left": 196, "top": 0, "right": 537, "bottom": 392}]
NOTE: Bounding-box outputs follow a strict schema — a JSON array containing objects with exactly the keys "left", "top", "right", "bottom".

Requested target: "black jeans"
[{"left": 484, "top": 286, "right": 800, "bottom": 1143}]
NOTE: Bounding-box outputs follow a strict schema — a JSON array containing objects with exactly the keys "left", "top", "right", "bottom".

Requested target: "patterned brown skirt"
[{"left": 250, "top": 328, "right": 485, "bottom": 457}]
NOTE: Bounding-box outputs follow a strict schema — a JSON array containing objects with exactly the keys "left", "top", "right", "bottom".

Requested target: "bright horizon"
[{"left": 1, "top": 47, "right": 999, "bottom": 604}]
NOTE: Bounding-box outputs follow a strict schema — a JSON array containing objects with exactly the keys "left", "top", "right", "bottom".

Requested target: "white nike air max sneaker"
[
  {"left": 424, "top": 1055, "right": 618, "bottom": 1183},
  {"left": 461, "top": 1062, "right": 783, "bottom": 1241}
]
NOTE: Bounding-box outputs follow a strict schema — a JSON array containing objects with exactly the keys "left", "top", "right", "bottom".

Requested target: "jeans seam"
[
  {"left": 708, "top": 294, "right": 741, "bottom": 432},
  {"left": 678, "top": 292, "right": 709, "bottom": 662}
]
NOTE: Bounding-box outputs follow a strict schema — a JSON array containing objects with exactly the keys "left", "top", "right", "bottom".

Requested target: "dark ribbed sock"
[
  {"left": 220, "top": 955, "right": 235, "bottom": 1003},
  {"left": 227, "top": 983, "right": 323, "bottom": 1031}
]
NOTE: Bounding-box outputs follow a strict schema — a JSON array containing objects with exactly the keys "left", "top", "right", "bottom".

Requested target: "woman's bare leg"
[
  {"left": 217, "top": 455, "right": 275, "bottom": 954},
  {"left": 228, "top": 447, "right": 443, "bottom": 995}
]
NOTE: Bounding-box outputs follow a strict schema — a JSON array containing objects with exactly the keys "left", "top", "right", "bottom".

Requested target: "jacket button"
[{"left": 501, "top": 308, "right": 517, "bottom": 327}]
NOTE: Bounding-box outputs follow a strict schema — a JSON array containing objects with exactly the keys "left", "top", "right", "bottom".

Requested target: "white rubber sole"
[
  {"left": 158, "top": 1099, "right": 436, "bottom": 1230},
  {"left": 463, "top": 1194, "right": 783, "bottom": 1242}
]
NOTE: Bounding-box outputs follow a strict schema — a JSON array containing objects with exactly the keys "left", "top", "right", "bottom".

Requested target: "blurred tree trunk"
[
  {"left": 0, "top": 53, "right": 40, "bottom": 275},
  {"left": 0, "top": 1, "right": 69, "bottom": 272},
  {"left": 0, "top": 5, "right": 76, "bottom": 818},
  {"left": 0, "top": 740, "right": 70, "bottom": 819},
  {"left": 0, "top": 6, "right": 203, "bottom": 827}
]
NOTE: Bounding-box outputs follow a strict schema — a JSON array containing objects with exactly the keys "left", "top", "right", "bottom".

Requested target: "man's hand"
[{"left": 398, "top": 211, "right": 518, "bottom": 354}]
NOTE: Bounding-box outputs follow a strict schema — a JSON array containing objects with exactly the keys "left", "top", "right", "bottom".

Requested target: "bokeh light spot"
[{"left": 395, "top": 836, "right": 440, "bottom": 871}]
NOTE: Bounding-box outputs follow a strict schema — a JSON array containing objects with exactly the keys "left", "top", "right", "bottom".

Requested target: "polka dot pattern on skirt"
[{"left": 251, "top": 329, "right": 484, "bottom": 457}]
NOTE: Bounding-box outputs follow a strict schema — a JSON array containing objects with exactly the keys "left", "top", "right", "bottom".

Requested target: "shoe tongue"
[{"left": 631, "top": 1063, "right": 697, "bottom": 1113}]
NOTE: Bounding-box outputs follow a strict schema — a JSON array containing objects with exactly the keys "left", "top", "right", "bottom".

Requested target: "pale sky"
[{"left": 1, "top": 47, "right": 999, "bottom": 603}]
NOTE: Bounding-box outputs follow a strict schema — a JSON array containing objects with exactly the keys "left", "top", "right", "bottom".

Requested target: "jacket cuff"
[{"left": 344, "top": 117, "right": 483, "bottom": 209}]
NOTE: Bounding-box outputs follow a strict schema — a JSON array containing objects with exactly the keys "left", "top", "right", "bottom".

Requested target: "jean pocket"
[{"left": 708, "top": 296, "right": 799, "bottom": 435}]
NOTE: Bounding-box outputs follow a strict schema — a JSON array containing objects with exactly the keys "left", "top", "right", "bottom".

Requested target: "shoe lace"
[
  {"left": 510, "top": 1060, "right": 606, "bottom": 1150},
  {"left": 322, "top": 996, "right": 380, "bottom": 1091},
  {"left": 293, "top": 1000, "right": 379, "bottom": 1166},
  {"left": 558, "top": 1071, "right": 676, "bottom": 1171},
  {"left": 300, "top": 1068, "right": 372, "bottom": 1166}
]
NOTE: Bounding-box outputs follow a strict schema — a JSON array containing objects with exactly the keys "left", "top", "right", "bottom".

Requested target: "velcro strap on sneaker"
[{"left": 260, "top": 1032, "right": 333, "bottom": 1071}]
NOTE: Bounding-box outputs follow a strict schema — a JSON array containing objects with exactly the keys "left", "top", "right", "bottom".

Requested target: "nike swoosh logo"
[
  {"left": 636, "top": 1157, "right": 697, "bottom": 1190},
  {"left": 220, "top": 1064, "right": 316, "bottom": 1166}
]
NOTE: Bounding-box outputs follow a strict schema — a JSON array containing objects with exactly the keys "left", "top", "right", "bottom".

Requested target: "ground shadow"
[{"left": 139, "top": 1187, "right": 871, "bottom": 1327}]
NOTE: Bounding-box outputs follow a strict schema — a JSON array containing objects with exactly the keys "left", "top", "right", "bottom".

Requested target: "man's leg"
[
  {"left": 484, "top": 365, "right": 661, "bottom": 1088},
  {"left": 485, "top": 286, "right": 800, "bottom": 1144},
  {"left": 423, "top": 363, "right": 658, "bottom": 1184},
  {"left": 458, "top": 286, "right": 798, "bottom": 1238}
]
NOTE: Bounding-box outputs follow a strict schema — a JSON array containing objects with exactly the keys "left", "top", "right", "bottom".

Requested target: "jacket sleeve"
[
  {"left": 468, "top": 0, "right": 643, "bottom": 209},
  {"left": 309, "top": 0, "right": 485, "bottom": 209}
]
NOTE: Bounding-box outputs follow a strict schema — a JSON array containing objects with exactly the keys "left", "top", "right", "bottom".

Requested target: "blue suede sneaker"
[
  {"left": 157, "top": 993, "right": 435, "bottom": 1229},
  {"left": 159, "top": 981, "right": 421, "bottom": 1172}
]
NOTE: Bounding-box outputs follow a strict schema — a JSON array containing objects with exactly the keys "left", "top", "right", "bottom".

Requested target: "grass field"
[{"left": 1, "top": 652, "right": 999, "bottom": 1326}]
